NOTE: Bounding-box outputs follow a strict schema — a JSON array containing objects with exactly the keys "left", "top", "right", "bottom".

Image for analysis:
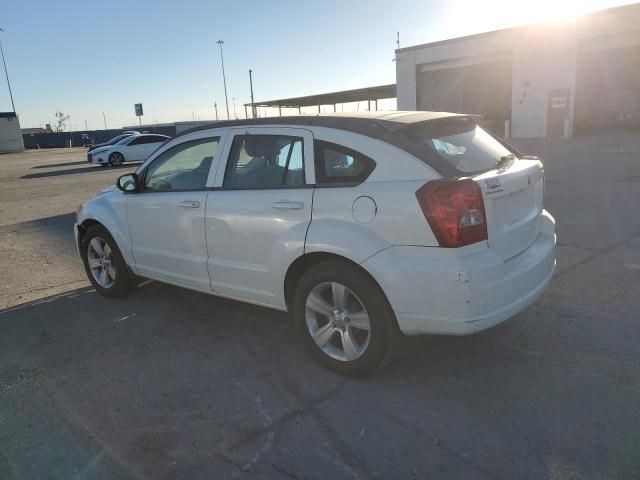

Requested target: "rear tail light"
[{"left": 415, "top": 179, "right": 487, "bottom": 248}]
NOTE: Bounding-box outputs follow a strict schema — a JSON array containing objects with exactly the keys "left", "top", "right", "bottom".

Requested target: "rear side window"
[
  {"left": 224, "top": 135, "right": 305, "bottom": 189},
  {"left": 314, "top": 141, "right": 375, "bottom": 185},
  {"left": 404, "top": 118, "right": 513, "bottom": 174}
]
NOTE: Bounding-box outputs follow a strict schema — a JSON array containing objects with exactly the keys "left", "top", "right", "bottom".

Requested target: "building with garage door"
[
  {"left": 395, "top": 3, "right": 640, "bottom": 138},
  {"left": 0, "top": 112, "right": 24, "bottom": 152}
]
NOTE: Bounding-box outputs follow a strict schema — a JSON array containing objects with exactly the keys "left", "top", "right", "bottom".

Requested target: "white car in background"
[
  {"left": 88, "top": 134, "right": 170, "bottom": 166},
  {"left": 75, "top": 112, "right": 556, "bottom": 376}
]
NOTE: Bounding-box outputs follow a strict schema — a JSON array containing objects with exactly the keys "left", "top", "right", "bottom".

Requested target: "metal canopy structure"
[{"left": 244, "top": 84, "right": 396, "bottom": 115}]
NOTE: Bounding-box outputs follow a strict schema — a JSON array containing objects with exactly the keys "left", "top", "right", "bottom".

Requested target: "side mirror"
[{"left": 117, "top": 173, "right": 140, "bottom": 192}]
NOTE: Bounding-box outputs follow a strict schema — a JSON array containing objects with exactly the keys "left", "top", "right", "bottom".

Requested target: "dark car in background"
[{"left": 87, "top": 131, "right": 140, "bottom": 154}]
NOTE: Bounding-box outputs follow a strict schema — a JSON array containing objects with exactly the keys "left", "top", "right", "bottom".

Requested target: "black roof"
[
  {"left": 182, "top": 111, "right": 477, "bottom": 137},
  {"left": 180, "top": 111, "right": 484, "bottom": 178}
]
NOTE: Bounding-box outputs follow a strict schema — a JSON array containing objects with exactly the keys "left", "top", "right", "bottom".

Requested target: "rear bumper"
[{"left": 362, "top": 210, "right": 556, "bottom": 335}]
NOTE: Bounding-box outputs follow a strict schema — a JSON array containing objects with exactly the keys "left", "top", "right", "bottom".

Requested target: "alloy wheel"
[
  {"left": 111, "top": 153, "right": 124, "bottom": 166},
  {"left": 305, "top": 282, "right": 371, "bottom": 362},
  {"left": 86, "top": 236, "right": 116, "bottom": 288}
]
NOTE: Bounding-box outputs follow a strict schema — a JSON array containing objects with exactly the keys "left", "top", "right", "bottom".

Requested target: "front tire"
[
  {"left": 293, "top": 260, "right": 399, "bottom": 376},
  {"left": 81, "top": 224, "right": 133, "bottom": 298}
]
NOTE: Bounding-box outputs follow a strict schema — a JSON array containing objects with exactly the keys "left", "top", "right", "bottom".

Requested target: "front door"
[
  {"left": 205, "top": 127, "right": 315, "bottom": 307},
  {"left": 127, "top": 135, "right": 221, "bottom": 292}
]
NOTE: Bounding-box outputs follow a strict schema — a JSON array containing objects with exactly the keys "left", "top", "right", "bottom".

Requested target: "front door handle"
[
  {"left": 179, "top": 200, "right": 201, "bottom": 208},
  {"left": 272, "top": 200, "right": 304, "bottom": 210}
]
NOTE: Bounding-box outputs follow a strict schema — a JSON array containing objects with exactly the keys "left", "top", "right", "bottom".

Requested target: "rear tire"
[
  {"left": 108, "top": 152, "right": 124, "bottom": 167},
  {"left": 81, "top": 224, "right": 133, "bottom": 298},
  {"left": 292, "top": 260, "right": 398, "bottom": 376}
]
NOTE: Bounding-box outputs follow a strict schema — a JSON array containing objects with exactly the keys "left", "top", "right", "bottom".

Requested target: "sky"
[{"left": 1, "top": 0, "right": 637, "bottom": 129}]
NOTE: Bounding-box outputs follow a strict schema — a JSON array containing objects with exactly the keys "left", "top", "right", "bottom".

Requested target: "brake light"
[{"left": 415, "top": 179, "right": 487, "bottom": 248}]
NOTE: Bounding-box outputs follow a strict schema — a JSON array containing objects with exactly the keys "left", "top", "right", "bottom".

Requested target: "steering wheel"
[{"left": 151, "top": 179, "right": 172, "bottom": 191}]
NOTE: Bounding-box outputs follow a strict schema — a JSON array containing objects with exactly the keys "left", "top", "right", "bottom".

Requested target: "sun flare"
[{"left": 447, "top": 0, "right": 633, "bottom": 34}]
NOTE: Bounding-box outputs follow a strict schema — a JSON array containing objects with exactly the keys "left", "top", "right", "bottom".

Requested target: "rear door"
[
  {"left": 123, "top": 136, "right": 148, "bottom": 160},
  {"left": 204, "top": 127, "right": 315, "bottom": 308},
  {"left": 142, "top": 136, "right": 169, "bottom": 159}
]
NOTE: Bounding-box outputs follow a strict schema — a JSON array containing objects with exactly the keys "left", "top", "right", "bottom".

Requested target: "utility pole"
[
  {"left": 232, "top": 97, "right": 237, "bottom": 119},
  {"left": 84, "top": 119, "right": 88, "bottom": 131},
  {"left": 0, "top": 28, "right": 16, "bottom": 112},
  {"left": 102, "top": 112, "right": 107, "bottom": 129},
  {"left": 396, "top": 31, "right": 400, "bottom": 50},
  {"left": 216, "top": 40, "right": 230, "bottom": 120},
  {"left": 214, "top": 102, "right": 218, "bottom": 121},
  {"left": 249, "top": 69, "right": 256, "bottom": 118}
]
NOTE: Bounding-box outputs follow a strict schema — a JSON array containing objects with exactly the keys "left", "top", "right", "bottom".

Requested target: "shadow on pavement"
[
  {"left": 1, "top": 275, "right": 636, "bottom": 479},
  {"left": 32, "top": 160, "right": 89, "bottom": 169},
  {"left": 4, "top": 212, "right": 77, "bottom": 245},
  {"left": 21, "top": 163, "right": 141, "bottom": 179}
]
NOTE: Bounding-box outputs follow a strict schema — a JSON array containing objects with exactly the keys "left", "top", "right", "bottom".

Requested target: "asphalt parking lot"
[{"left": 1, "top": 136, "right": 639, "bottom": 479}]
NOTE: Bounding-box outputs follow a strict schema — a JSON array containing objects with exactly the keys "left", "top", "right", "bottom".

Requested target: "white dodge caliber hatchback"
[{"left": 75, "top": 112, "right": 556, "bottom": 376}]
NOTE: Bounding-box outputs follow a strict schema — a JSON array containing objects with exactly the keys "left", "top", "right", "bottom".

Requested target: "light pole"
[
  {"left": 216, "top": 40, "right": 230, "bottom": 120},
  {"left": 0, "top": 28, "right": 16, "bottom": 112},
  {"left": 232, "top": 97, "right": 237, "bottom": 119},
  {"left": 249, "top": 69, "right": 256, "bottom": 118}
]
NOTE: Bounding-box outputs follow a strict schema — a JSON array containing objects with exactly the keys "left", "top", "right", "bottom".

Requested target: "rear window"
[
  {"left": 405, "top": 118, "right": 514, "bottom": 174},
  {"left": 314, "top": 141, "right": 375, "bottom": 185}
]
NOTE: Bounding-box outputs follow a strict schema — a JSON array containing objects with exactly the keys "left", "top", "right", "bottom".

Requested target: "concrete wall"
[
  {"left": 0, "top": 114, "right": 24, "bottom": 153},
  {"left": 511, "top": 24, "right": 577, "bottom": 138},
  {"left": 395, "top": 3, "right": 640, "bottom": 138}
]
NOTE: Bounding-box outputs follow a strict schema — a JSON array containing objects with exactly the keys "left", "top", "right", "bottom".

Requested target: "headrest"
[
  {"left": 244, "top": 135, "right": 281, "bottom": 158},
  {"left": 198, "top": 156, "right": 213, "bottom": 170}
]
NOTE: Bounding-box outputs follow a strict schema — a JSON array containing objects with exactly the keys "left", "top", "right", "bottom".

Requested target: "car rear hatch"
[
  {"left": 474, "top": 159, "right": 544, "bottom": 260},
  {"left": 398, "top": 116, "right": 544, "bottom": 259}
]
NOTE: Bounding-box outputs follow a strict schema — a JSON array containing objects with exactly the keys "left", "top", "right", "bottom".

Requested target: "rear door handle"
[
  {"left": 272, "top": 200, "right": 304, "bottom": 210},
  {"left": 179, "top": 200, "right": 201, "bottom": 208}
]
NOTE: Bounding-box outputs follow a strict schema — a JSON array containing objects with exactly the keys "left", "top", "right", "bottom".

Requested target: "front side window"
[
  {"left": 116, "top": 135, "right": 135, "bottom": 145},
  {"left": 143, "top": 137, "right": 219, "bottom": 192},
  {"left": 223, "top": 135, "right": 305, "bottom": 189},
  {"left": 314, "top": 141, "right": 375, "bottom": 185},
  {"left": 109, "top": 134, "right": 128, "bottom": 145}
]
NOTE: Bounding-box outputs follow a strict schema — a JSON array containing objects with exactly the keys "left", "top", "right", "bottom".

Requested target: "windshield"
[
  {"left": 107, "top": 134, "right": 128, "bottom": 145},
  {"left": 406, "top": 118, "right": 515, "bottom": 174},
  {"left": 115, "top": 136, "right": 134, "bottom": 145}
]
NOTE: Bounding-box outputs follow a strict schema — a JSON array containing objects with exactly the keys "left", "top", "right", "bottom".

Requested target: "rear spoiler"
[{"left": 382, "top": 113, "right": 484, "bottom": 134}]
